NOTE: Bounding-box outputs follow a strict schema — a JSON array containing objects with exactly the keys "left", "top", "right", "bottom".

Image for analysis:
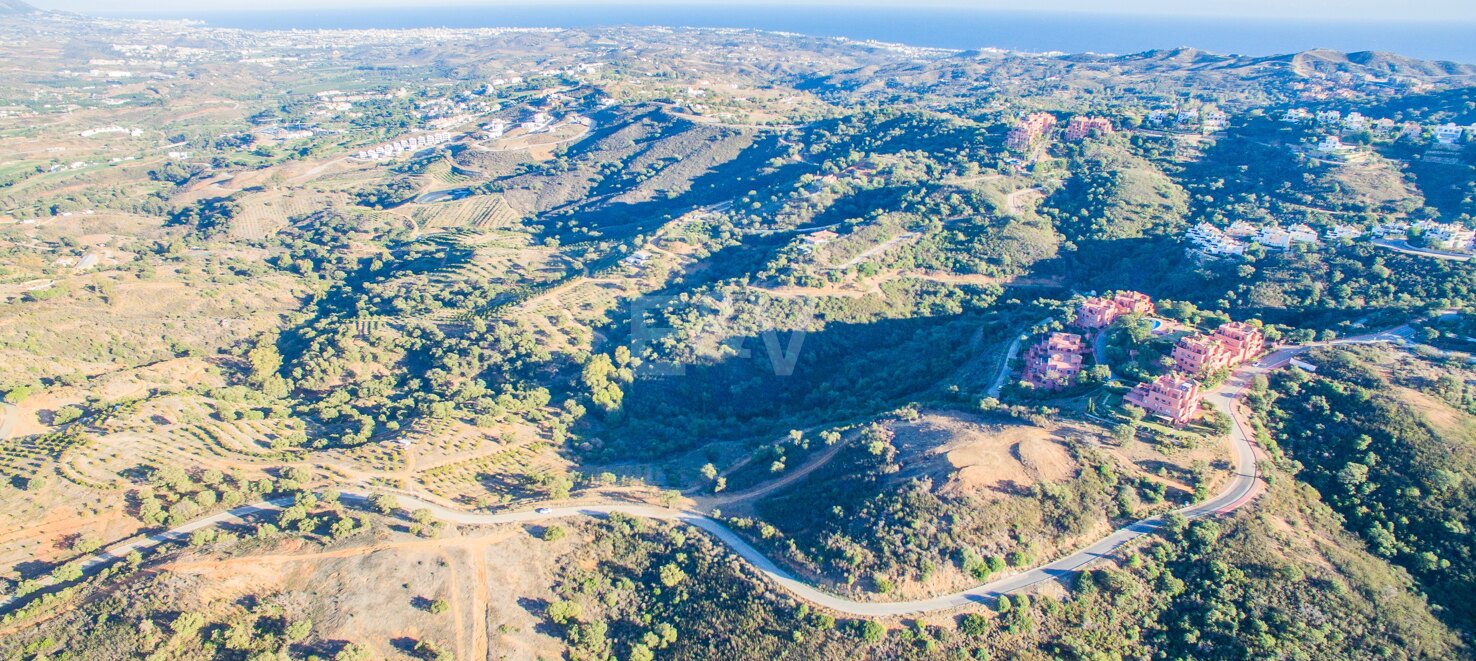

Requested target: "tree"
[
  {"left": 189, "top": 528, "right": 217, "bottom": 547},
  {"left": 69, "top": 534, "right": 102, "bottom": 554},
  {"left": 334, "top": 644, "right": 371, "bottom": 661},
  {"left": 581, "top": 354, "right": 625, "bottom": 415},
  {"left": 1113, "top": 423, "right": 1136, "bottom": 446},
  {"left": 548, "top": 599, "right": 581, "bottom": 625},
  {"left": 860, "top": 620, "right": 886, "bottom": 643},
  {"left": 3, "top": 384, "right": 33, "bottom": 404},
  {"left": 544, "top": 475, "right": 574, "bottom": 500},
  {"left": 658, "top": 562, "right": 687, "bottom": 587},
  {"left": 960, "top": 613, "right": 990, "bottom": 638},
  {"left": 172, "top": 611, "right": 207, "bottom": 638},
  {"left": 369, "top": 492, "right": 400, "bottom": 514},
  {"left": 1123, "top": 404, "right": 1146, "bottom": 423},
  {"left": 413, "top": 640, "right": 453, "bottom": 661},
  {"left": 51, "top": 405, "right": 83, "bottom": 425},
  {"left": 429, "top": 598, "right": 449, "bottom": 615},
  {"left": 284, "top": 618, "right": 313, "bottom": 641}
]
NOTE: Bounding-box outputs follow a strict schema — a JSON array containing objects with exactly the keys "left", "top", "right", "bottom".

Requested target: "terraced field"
[
  {"left": 0, "top": 429, "right": 89, "bottom": 483},
  {"left": 230, "top": 192, "right": 341, "bottom": 240},
  {"left": 424, "top": 159, "right": 477, "bottom": 185},
  {"left": 415, "top": 441, "right": 558, "bottom": 505},
  {"left": 399, "top": 418, "right": 493, "bottom": 461},
  {"left": 319, "top": 440, "right": 408, "bottom": 476},
  {"left": 412, "top": 194, "right": 519, "bottom": 231},
  {"left": 59, "top": 396, "right": 303, "bottom": 492}
]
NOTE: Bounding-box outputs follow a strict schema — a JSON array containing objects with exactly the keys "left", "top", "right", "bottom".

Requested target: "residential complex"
[
  {"left": 1316, "top": 135, "right": 1357, "bottom": 154},
  {"left": 1066, "top": 288, "right": 1268, "bottom": 423},
  {"left": 1065, "top": 116, "right": 1113, "bottom": 141},
  {"left": 1171, "top": 321, "right": 1266, "bottom": 375},
  {"left": 1185, "top": 221, "right": 1319, "bottom": 256},
  {"left": 355, "top": 132, "right": 453, "bottom": 161},
  {"left": 1186, "top": 223, "right": 1246, "bottom": 256},
  {"left": 1006, "top": 112, "right": 1057, "bottom": 151},
  {"left": 1425, "top": 224, "right": 1476, "bottom": 252},
  {"left": 1023, "top": 332, "right": 1088, "bottom": 391},
  {"left": 1281, "top": 106, "right": 1473, "bottom": 147},
  {"left": 1076, "top": 290, "right": 1155, "bottom": 329},
  {"left": 1435, "top": 123, "right": 1465, "bottom": 145},
  {"left": 1123, "top": 374, "right": 1203, "bottom": 425}
]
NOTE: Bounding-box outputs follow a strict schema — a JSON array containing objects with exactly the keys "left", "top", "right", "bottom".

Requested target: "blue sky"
[{"left": 28, "top": 0, "right": 1476, "bottom": 22}]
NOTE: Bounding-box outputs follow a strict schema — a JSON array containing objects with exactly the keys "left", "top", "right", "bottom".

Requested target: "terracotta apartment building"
[
  {"left": 1128, "top": 321, "right": 1265, "bottom": 424},
  {"left": 1023, "top": 332, "right": 1087, "bottom": 391},
  {"left": 1123, "top": 374, "right": 1203, "bottom": 425},
  {"left": 1006, "top": 112, "right": 1057, "bottom": 151},
  {"left": 1065, "top": 116, "right": 1114, "bottom": 141},
  {"left": 1076, "top": 290, "right": 1155, "bottom": 329},
  {"left": 1171, "top": 321, "right": 1266, "bottom": 376}
]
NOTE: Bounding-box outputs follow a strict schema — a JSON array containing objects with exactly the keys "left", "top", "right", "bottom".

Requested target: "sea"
[{"left": 97, "top": 4, "right": 1476, "bottom": 64}]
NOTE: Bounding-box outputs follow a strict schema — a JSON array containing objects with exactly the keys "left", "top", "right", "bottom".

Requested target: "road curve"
[
  {"left": 5, "top": 324, "right": 1422, "bottom": 618},
  {"left": 6, "top": 372, "right": 1265, "bottom": 618}
]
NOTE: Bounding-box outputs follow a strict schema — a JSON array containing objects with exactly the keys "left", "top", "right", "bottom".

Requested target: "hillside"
[
  {"left": 0, "top": 8, "right": 1474, "bottom": 660},
  {"left": 1255, "top": 346, "right": 1476, "bottom": 631}
]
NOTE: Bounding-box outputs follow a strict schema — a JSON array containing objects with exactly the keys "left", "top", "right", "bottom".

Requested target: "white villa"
[{"left": 1434, "top": 123, "right": 1465, "bottom": 145}]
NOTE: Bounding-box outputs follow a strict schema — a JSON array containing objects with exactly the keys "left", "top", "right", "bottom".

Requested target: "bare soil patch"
[{"left": 889, "top": 412, "right": 1081, "bottom": 500}]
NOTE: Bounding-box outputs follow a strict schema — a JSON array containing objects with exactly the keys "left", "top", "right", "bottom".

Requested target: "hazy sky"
[{"left": 30, "top": 0, "right": 1476, "bottom": 22}]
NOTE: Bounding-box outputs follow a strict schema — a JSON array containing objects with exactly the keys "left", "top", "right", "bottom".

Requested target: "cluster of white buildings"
[
  {"left": 481, "top": 119, "right": 509, "bottom": 139},
  {"left": 1373, "top": 220, "right": 1476, "bottom": 251},
  {"left": 79, "top": 126, "right": 143, "bottom": 138},
  {"left": 520, "top": 112, "right": 554, "bottom": 134},
  {"left": 1186, "top": 221, "right": 1322, "bottom": 256},
  {"left": 1285, "top": 107, "right": 1472, "bottom": 146},
  {"left": 475, "top": 109, "right": 595, "bottom": 141},
  {"left": 1146, "top": 106, "right": 1229, "bottom": 133},
  {"left": 1315, "top": 135, "right": 1358, "bottom": 154},
  {"left": 1434, "top": 123, "right": 1467, "bottom": 146},
  {"left": 1424, "top": 224, "right": 1476, "bottom": 251},
  {"left": 355, "top": 132, "right": 453, "bottom": 161},
  {"left": 1186, "top": 223, "right": 1247, "bottom": 256},
  {"left": 254, "top": 126, "right": 314, "bottom": 143},
  {"left": 1190, "top": 217, "right": 1476, "bottom": 257},
  {"left": 797, "top": 230, "right": 839, "bottom": 254}
]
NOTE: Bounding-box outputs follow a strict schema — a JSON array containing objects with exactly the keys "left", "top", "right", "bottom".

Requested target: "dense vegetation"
[
  {"left": 8, "top": 12, "right": 1476, "bottom": 659},
  {"left": 1255, "top": 347, "right": 1476, "bottom": 631},
  {"left": 544, "top": 488, "right": 1460, "bottom": 660},
  {"left": 744, "top": 422, "right": 1147, "bottom": 592}
]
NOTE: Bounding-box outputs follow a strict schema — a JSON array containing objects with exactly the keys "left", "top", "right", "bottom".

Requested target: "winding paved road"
[
  {"left": 1371, "top": 238, "right": 1472, "bottom": 262},
  {"left": 3, "top": 320, "right": 1428, "bottom": 618}
]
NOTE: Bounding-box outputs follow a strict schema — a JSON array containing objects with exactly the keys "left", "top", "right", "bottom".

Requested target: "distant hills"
[
  {"left": 803, "top": 44, "right": 1476, "bottom": 103},
  {"left": 0, "top": 0, "right": 36, "bottom": 15}
]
